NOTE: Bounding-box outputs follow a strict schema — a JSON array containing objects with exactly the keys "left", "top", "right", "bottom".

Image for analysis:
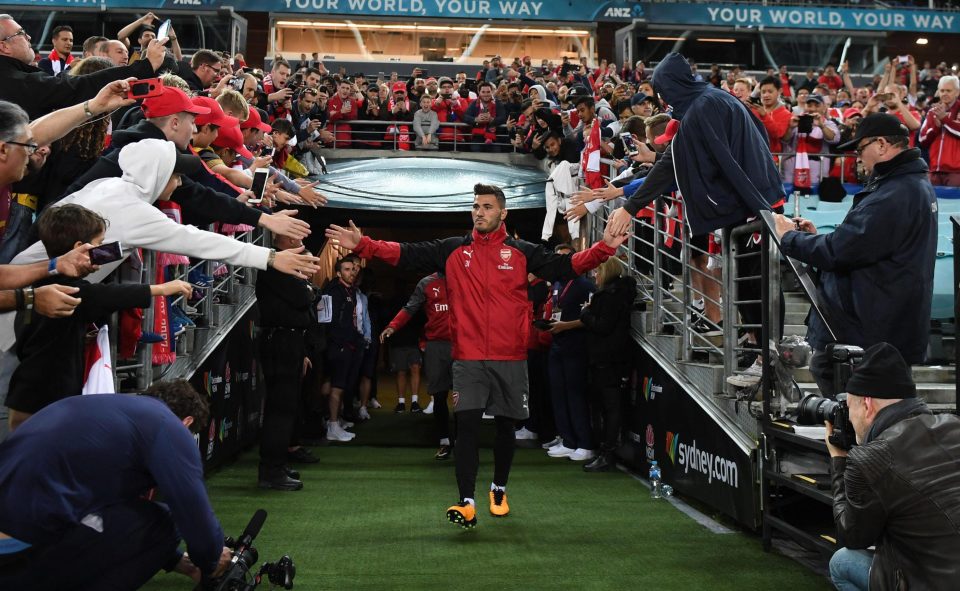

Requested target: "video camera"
[
  {"left": 795, "top": 343, "right": 863, "bottom": 450},
  {"left": 207, "top": 510, "right": 295, "bottom": 591}
]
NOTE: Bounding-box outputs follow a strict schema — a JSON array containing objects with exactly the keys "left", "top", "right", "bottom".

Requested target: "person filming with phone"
[
  {"left": 821, "top": 342, "right": 960, "bottom": 591},
  {"left": 781, "top": 94, "right": 839, "bottom": 190}
]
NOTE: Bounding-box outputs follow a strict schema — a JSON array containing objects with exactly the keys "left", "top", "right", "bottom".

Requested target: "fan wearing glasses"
[
  {"left": 772, "top": 113, "right": 937, "bottom": 399},
  {"left": 179, "top": 49, "right": 224, "bottom": 94},
  {"left": 0, "top": 14, "right": 172, "bottom": 119}
]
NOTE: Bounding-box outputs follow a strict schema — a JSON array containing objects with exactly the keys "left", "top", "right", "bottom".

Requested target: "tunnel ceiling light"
[
  {"left": 917, "top": 37, "right": 929, "bottom": 45},
  {"left": 275, "top": 21, "right": 588, "bottom": 35},
  {"left": 698, "top": 38, "right": 737, "bottom": 43},
  {"left": 648, "top": 36, "right": 685, "bottom": 41}
]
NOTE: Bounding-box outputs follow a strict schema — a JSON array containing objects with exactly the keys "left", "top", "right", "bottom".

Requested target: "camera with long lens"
[
  {"left": 207, "top": 509, "right": 296, "bottom": 591},
  {"left": 795, "top": 343, "right": 863, "bottom": 450},
  {"left": 796, "top": 394, "right": 857, "bottom": 449}
]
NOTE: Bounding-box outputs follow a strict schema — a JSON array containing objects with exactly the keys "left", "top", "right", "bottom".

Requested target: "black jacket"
[
  {"left": 177, "top": 62, "right": 207, "bottom": 93},
  {"left": 256, "top": 268, "right": 319, "bottom": 377},
  {"left": 626, "top": 53, "right": 784, "bottom": 234},
  {"left": 323, "top": 280, "right": 364, "bottom": 348},
  {"left": 832, "top": 399, "right": 960, "bottom": 590},
  {"left": 580, "top": 276, "right": 636, "bottom": 367},
  {"left": 463, "top": 99, "right": 506, "bottom": 128},
  {"left": 60, "top": 120, "right": 262, "bottom": 228},
  {"left": 781, "top": 149, "right": 937, "bottom": 363},
  {"left": 0, "top": 55, "right": 162, "bottom": 119},
  {"left": 8, "top": 276, "right": 150, "bottom": 413}
]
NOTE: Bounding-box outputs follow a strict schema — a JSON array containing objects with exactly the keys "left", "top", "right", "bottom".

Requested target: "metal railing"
[
  {"left": 111, "top": 226, "right": 268, "bottom": 391},
  {"left": 585, "top": 158, "right": 788, "bottom": 393},
  {"left": 322, "top": 120, "right": 529, "bottom": 152}
]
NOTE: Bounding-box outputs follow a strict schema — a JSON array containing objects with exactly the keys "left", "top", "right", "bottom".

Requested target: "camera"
[
  {"left": 207, "top": 510, "right": 295, "bottom": 591},
  {"left": 796, "top": 394, "right": 857, "bottom": 449},
  {"left": 795, "top": 343, "right": 863, "bottom": 450}
]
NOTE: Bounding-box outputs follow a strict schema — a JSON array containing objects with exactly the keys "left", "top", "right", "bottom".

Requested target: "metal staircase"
[{"left": 585, "top": 195, "right": 957, "bottom": 530}]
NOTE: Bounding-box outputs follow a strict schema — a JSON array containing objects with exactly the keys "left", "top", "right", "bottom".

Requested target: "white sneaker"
[
  {"left": 370, "top": 399, "right": 382, "bottom": 409},
  {"left": 726, "top": 359, "right": 763, "bottom": 388},
  {"left": 568, "top": 448, "right": 596, "bottom": 461},
  {"left": 358, "top": 406, "right": 371, "bottom": 421},
  {"left": 514, "top": 427, "right": 538, "bottom": 440},
  {"left": 541, "top": 436, "right": 562, "bottom": 450},
  {"left": 325, "top": 422, "right": 355, "bottom": 442},
  {"left": 423, "top": 398, "right": 434, "bottom": 414},
  {"left": 338, "top": 417, "right": 355, "bottom": 430},
  {"left": 547, "top": 445, "right": 575, "bottom": 458}
]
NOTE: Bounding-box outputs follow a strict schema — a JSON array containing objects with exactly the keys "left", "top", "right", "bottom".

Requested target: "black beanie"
[{"left": 845, "top": 342, "right": 916, "bottom": 399}]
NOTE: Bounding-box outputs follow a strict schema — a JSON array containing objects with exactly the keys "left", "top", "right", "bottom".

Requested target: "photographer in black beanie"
[{"left": 827, "top": 342, "right": 960, "bottom": 591}]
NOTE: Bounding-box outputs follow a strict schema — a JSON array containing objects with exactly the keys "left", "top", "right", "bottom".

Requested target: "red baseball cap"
[
  {"left": 239, "top": 107, "right": 271, "bottom": 133},
  {"left": 141, "top": 87, "right": 211, "bottom": 119},
  {"left": 842, "top": 107, "right": 863, "bottom": 120},
  {"left": 192, "top": 96, "right": 239, "bottom": 128},
  {"left": 392, "top": 82, "right": 406, "bottom": 94},
  {"left": 211, "top": 124, "right": 253, "bottom": 159},
  {"left": 655, "top": 119, "right": 679, "bottom": 145}
]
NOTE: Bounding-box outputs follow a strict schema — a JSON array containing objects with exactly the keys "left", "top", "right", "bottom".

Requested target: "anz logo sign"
[
  {"left": 602, "top": 4, "right": 644, "bottom": 20},
  {"left": 171, "top": 0, "right": 205, "bottom": 5},
  {"left": 604, "top": 7, "right": 631, "bottom": 18}
]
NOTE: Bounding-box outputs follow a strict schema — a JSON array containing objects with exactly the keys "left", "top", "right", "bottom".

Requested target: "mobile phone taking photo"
[
  {"left": 127, "top": 78, "right": 165, "bottom": 100},
  {"left": 620, "top": 132, "right": 639, "bottom": 156},
  {"left": 89, "top": 241, "right": 123, "bottom": 266},
  {"left": 249, "top": 168, "right": 270, "bottom": 204}
]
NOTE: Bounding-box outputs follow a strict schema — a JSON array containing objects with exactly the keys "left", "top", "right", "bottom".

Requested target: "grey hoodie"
[{"left": 2, "top": 139, "right": 270, "bottom": 351}]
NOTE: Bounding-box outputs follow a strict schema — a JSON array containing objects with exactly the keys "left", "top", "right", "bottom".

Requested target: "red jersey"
[
  {"left": 387, "top": 273, "right": 451, "bottom": 342},
  {"left": 920, "top": 100, "right": 960, "bottom": 173}
]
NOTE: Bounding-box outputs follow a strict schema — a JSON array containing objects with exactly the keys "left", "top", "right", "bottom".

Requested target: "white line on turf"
[{"left": 617, "top": 464, "right": 734, "bottom": 535}]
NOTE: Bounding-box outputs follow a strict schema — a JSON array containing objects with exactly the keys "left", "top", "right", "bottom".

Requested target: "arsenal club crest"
[{"left": 500, "top": 249, "right": 512, "bottom": 262}]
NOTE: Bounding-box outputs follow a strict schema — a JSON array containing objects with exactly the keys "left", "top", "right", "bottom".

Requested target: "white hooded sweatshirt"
[{"left": 1, "top": 139, "right": 270, "bottom": 351}]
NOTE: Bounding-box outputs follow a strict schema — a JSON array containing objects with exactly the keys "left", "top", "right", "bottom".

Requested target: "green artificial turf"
[{"left": 142, "top": 408, "right": 830, "bottom": 591}]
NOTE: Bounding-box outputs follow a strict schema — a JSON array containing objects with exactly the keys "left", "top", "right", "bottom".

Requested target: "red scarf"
[
  {"left": 48, "top": 49, "right": 74, "bottom": 65},
  {"left": 581, "top": 119, "right": 604, "bottom": 189},
  {"left": 152, "top": 262, "right": 176, "bottom": 365}
]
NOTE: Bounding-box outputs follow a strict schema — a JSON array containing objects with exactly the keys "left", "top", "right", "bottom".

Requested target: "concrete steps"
[{"left": 635, "top": 288, "right": 957, "bottom": 422}]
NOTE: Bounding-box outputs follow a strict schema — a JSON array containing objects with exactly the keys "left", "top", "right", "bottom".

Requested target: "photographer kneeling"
[
  {"left": 0, "top": 381, "right": 231, "bottom": 590},
  {"left": 827, "top": 343, "right": 960, "bottom": 591}
]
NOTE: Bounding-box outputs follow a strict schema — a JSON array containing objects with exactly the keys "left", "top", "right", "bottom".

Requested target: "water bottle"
[{"left": 649, "top": 461, "right": 662, "bottom": 499}]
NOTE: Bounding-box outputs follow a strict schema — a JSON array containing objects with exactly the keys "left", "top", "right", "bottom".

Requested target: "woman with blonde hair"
[{"left": 580, "top": 257, "right": 636, "bottom": 472}]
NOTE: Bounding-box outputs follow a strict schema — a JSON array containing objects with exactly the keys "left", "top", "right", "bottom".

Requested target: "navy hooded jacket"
[
  {"left": 780, "top": 148, "right": 937, "bottom": 363},
  {"left": 623, "top": 53, "right": 785, "bottom": 234}
]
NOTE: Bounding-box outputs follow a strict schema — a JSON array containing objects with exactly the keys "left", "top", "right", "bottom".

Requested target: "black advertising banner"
[
  {"left": 189, "top": 308, "right": 264, "bottom": 472},
  {"left": 621, "top": 346, "right": 760, "bottom": 529}
]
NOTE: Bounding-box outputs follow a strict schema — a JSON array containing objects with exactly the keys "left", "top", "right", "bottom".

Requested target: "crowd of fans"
[{"left": 0, "top": 8, "right": 958, "bottom": 455}]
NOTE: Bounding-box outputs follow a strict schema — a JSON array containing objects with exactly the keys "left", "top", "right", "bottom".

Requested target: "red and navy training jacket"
[
  {"left": 353, "top": 224, "right": 616, "bottom": 361},
  {"left": 388, "top": 272, "right": 451, "bottom": 342}
]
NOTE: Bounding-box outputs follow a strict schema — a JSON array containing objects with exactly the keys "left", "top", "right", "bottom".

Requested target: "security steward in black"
[{"left": 256, "top": 234, "right": 318, "bottom": 491}]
